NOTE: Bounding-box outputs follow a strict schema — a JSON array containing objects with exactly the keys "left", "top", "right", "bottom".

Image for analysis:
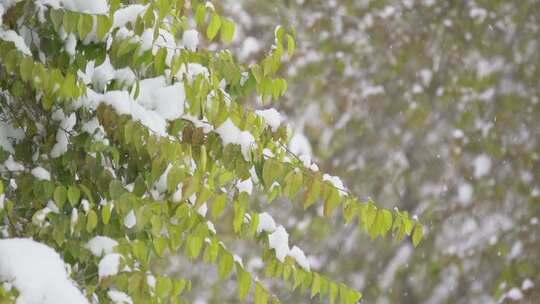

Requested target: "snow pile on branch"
[
  {"left": 85, "top": 236, "right": 118, "bottom": 257},
  {"left": 108, "top": 289, "right": 133, "bottom": 304},
  {"left": 255, "top": 108, "right": 282, "bottom": 131},
  {"left": 256, "top": 213, "right": 310, "bottom": 271},
  {"left": 0, "top": 238, "right": 88, "bottom": 304},
  {"left": 182, "top": 29, "right": 199, "bottom": 51},
  {"left": 215, "top": 119, "right": 255, "bottom": 160},
  {"left": 98, "top": 253, "right": 122, "bottom": 279},
  {"left": 36, "top": 0, "right": 109, "bottom": 14}
]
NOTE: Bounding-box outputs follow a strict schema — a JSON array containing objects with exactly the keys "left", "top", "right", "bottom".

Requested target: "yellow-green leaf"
[
  {"left": 86, "top": 210, "right": 98, "bottom": 233},
  {"left": 286, "top": 34, "right": 295, "bottom": 57},
  {"left": 78, "top": 14, "right": 94, "bottom": 39},
  {"left": 236, "top": 264, "right": 251, "bottom": 300},
  {"left": 54, "top": 186, "right": 67, "bottom": 209},
  {"left": 220, "top": 18, "right": 235, "bottom": 44},
  {"left": 412, "top": 222, "right": 424, "bottom": 247},
  {"left": 206, "top": 12, "right": 221, "bottom": 41},
  {"left": 68, "top": 185, "right": 80, "bottom": 206},
  {"left": 96, "top": 15, "right": 112, "bottom": 40}
]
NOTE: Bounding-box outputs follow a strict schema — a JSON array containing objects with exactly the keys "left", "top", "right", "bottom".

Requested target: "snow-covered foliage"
[{"left": 0, "top": 0, "right": 424, "bottom": 303}]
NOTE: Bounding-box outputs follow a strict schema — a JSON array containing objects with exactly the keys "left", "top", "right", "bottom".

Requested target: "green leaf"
[
  {"left": 54, "top": 186, "right": 67, "bottom": 209},
  {"left": 102, "top": 202, "right": 112, "bottom": 225},
  {"left": 262, "top": 159, "right": 283, "bottom": 187},
  {"left": 236, "top": 264, "right": 251, "bottom": 300},
  {"left": 86, "top": 210, "right": 98, "bottom": 233},
  {"left": 380, "top": 209, "right": 393, "bottom": 237},
  {"left": 156, "top": 276, "right": 173, "bottom": 298},
  {"left": 206, "top": 12, "right": 221, "bottom": 41},
  {"left": 304, "top": 175, "right": 322, "bottom": 209},
  {"left": 188, "top": 236, "right": 203, "bottom": 259},
  {"left": 194, "top": 4, "right": 206, "bottom": 26},
  {"left": 217, "top": 171, "right": 234, "bottom": 186},
  {"left": 19, "top": 56, "right": 34, "bottom": 82},
  {"left": 78, "top": 14, "right": 94, "bottom": 39},
  {"left": 109, "top": 180, "right": 124, "bottom": 200},
  {"left": 286, "top": 34, "right": 295, "bottom": 57},
  {"left": 154, "top": 236, "right": 167, "bottom": 257},
  {"left": 157, "top": 0, "right": 171, "bottom": 20},
  {"left": 67, "top": 186, "right": 81, "bottom": 206},
  {"left": 63, "top": 11, "right": 79, "bottom": 34},
  {"left": 329, "top": 282, "right": 338, "bottom": 304},
  {"left": 218, "top": 252, "right": 233, "bottom": 279},
  {"left": 359, "top": 202, "right": 377, "bottom": 232},
  {"left": 284, "top": 170, "right": 304, "bottom": 199},
  {"left": 49, "top": 9, "right": 63, "bottom": 31},
  {"left": 251, "top": 64, "right": 262, "bottom": 83},
  {"left": 96, "top": 15, "right": 112, "bottom": 40},
  {"left": 311, "top": 273, "right": 321, "bottom": 298},
  {"left": 167, "top": 166, "right": 185, "bottom": 193},
  {"left": 255, "top": 282, "right": 269, "bottom": 304},
  {"left": 154, "top": 47, "right": 167, "bottom": 75},
  {"left": 412, "top": 222, "right": 424, "bottom": 247},
  {"left": 211, "top": 193, "right": 227, "bottom": 219},
  {"left": 220, "top": 18, "right": 235, "bottom": 44},
  {"left": 172, "top": 279, "right": 188, "bottom": 297}
]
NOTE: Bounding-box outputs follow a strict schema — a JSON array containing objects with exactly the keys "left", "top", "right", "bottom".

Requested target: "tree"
[
  {"left": 222, "top": 0, "right": 540, "bottom": 303},
  {"left": 0, "top": 1, "right": 422, "bottom": 303}
]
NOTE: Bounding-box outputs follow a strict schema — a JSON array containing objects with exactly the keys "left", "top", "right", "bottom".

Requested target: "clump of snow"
[
  {"left": 85, "top": 236, "right": 118, "bottom": 257},
  {"left": 123, "top": 210, "right": 136, "bottom": 229},
  {"left": 207, "top": 221, "right": 216, "bottom": 234},
  {"left": 92, "top": 57, "right": 116, "bottom": 90},
  {"left": 215, "top": 119, "right": 255, "bottom": 160},
  {"left": 31, "top": 167, "right": 51, "bottom": 181},
  {"left": 268, "top": 226, "right": 289, "bottom": 262},
  {"left": 288, "top": 246, "right": 310, "bottom": 271},
  {"left": 457, "top": 183, "right": 473, "bottom": 205},
  {"left": 100, "top": 90, "right": 167, "bottom": 135},
  {"left": 115, "top": 68, "right": 136, "bottom": 86},
  {"left": 64, "top": 34, "right": 77, "bottom": 56},
  {"left": 107, "top": 290, "right": 133, "bottom": 304},
  {"left": 233, "top": 254, "right": 243, "bottom": 267},
  {"left": 473, "top": 154, "right": 492, "bottom": 178},
  {"left": 0, "top": 122, "right": 24, "bottom": 153},
  {"left": 0, "top": 238, "right": 89, "bottom": 304},
  {"left": 59, "top": 0, "right": 109, "bottom": 14},
  {"left": 322, "top": 174, "right": 347, "bottom": 196},
  {"left": 176, "top": 63, "right": 210, "bottom": 82},
  {"left": 182, "top": 30, "right": 199, "bottom": 51},
  {"left": 136, "top": 77, "right": 185, "bottom": 120},
  {"left": 146, "top": 275, "right": 156, "bottom": 288},
  {"left": 0, "top": 30, "right": 32, "bottom": 55},
  {"left": 51, "top": 113, "right": 76, "bottom": 158},
  {"left": 236, "top": 178, "right": 253, "bottom": 195},
  {"left": 255, "top": 108, "right": 282, "bottom": 132},
  {"left": 98, "top": 253, "right": 121, "bottom": 279},
  {"left": 521, "top": 278, "right": 534, "bottom": 290},
  {"left": 3, "top": 155, "right": 24, "bottom": 171},
  {"left": 453, "top": 129, "right": 464, "bottom": 139},
  {"left": 197, "top": 203, "right": 208, "bottom": 217},
  {"left": 505, "top": 287, "right": 523, "bottom": 301},
  {"left": 113, "top": 5, "right": 147, "bottom": 29},
  {"left": 257, "top": 212, "right": 277, "bottom": 233}
]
